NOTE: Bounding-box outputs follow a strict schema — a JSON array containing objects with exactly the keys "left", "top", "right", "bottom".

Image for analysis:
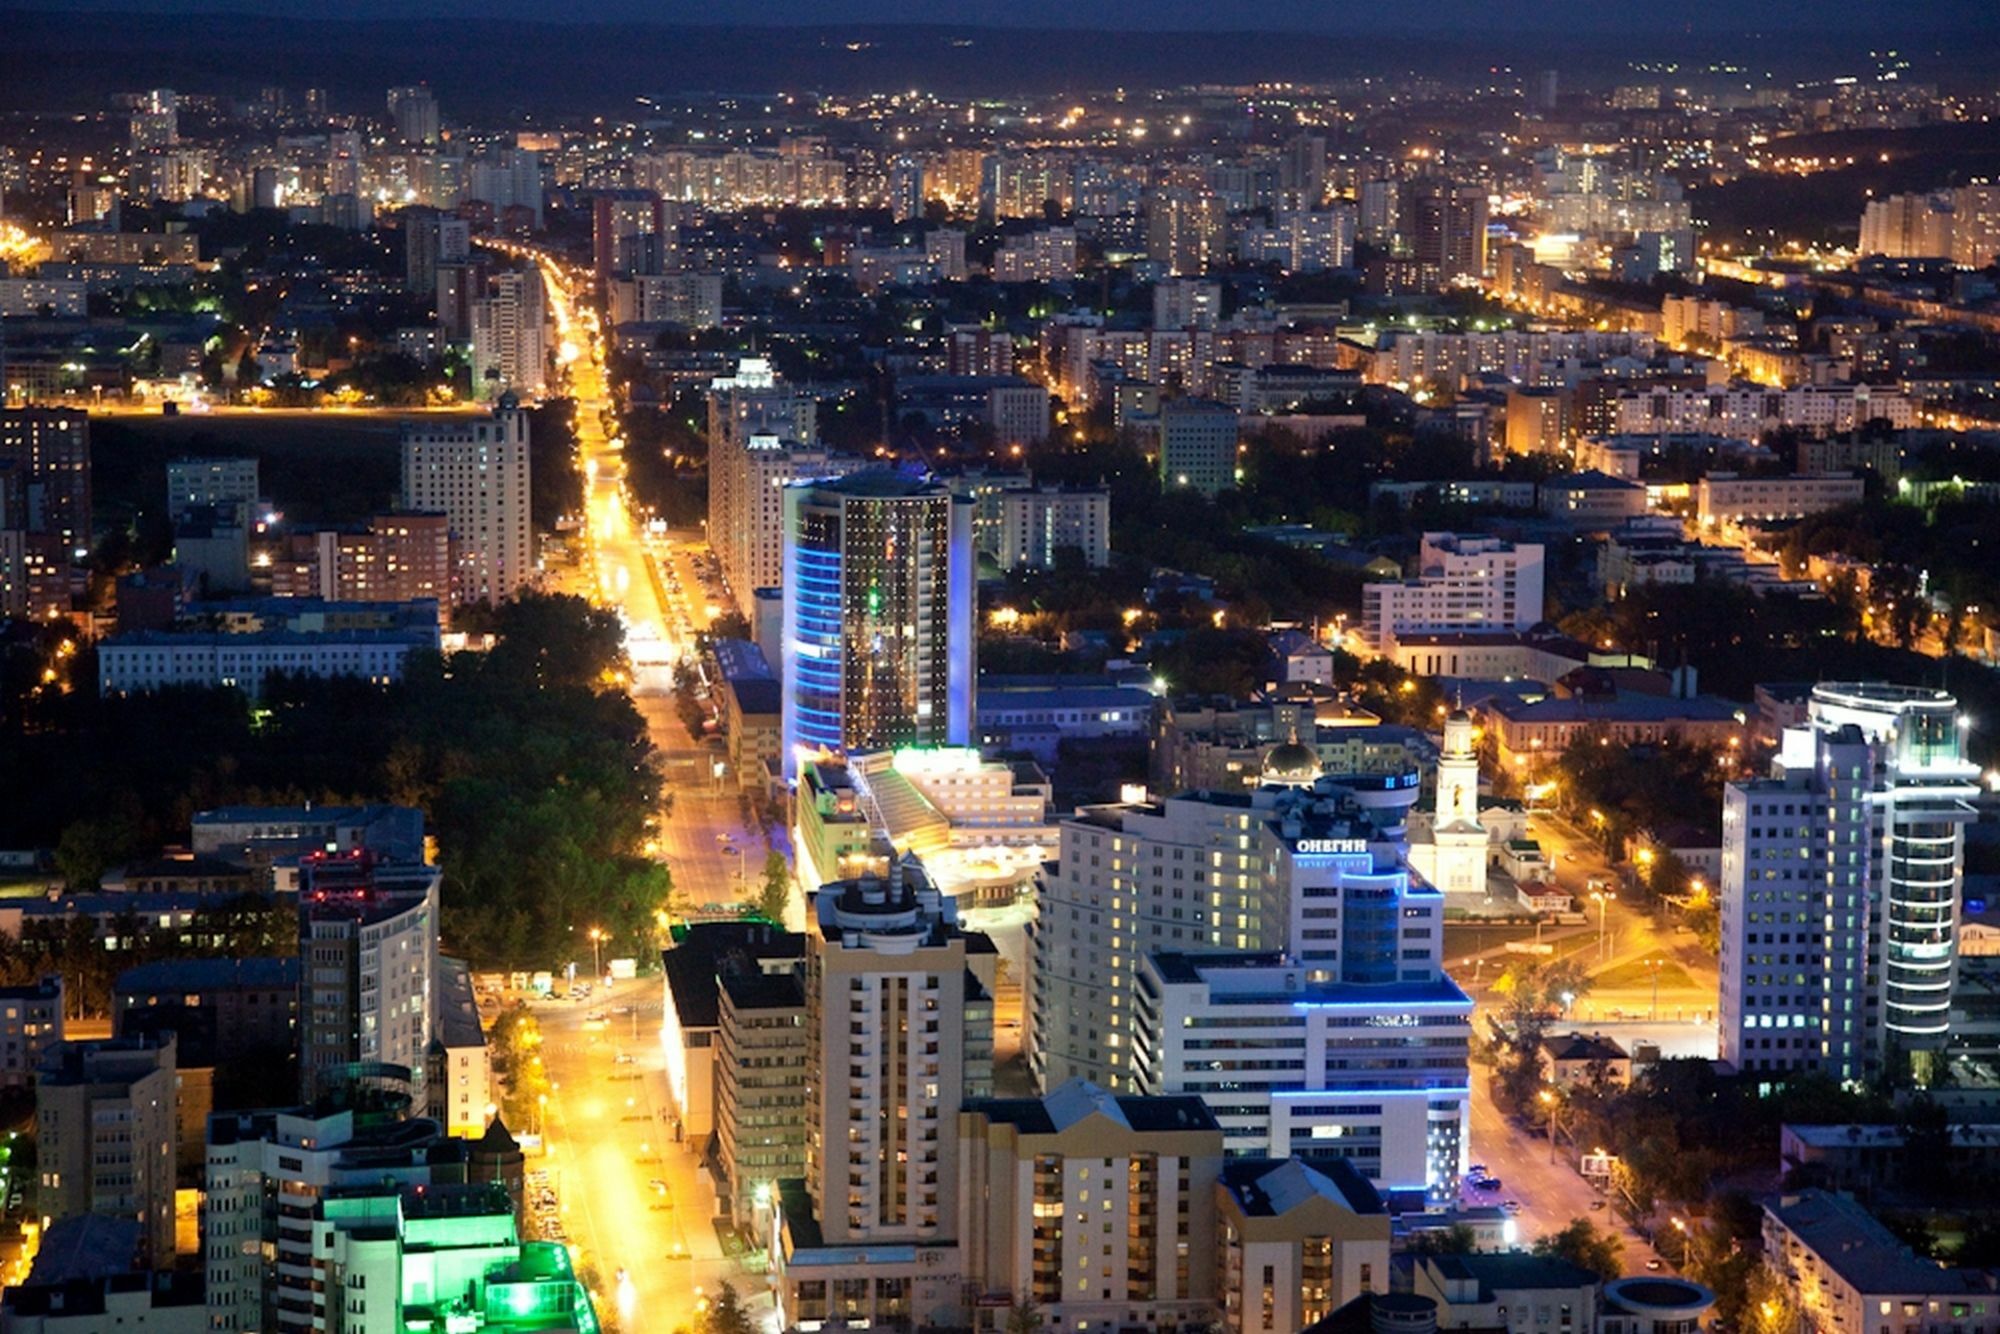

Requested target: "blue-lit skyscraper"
[{"left": 780, "top": 471, "right": 976, "bottom": 779}]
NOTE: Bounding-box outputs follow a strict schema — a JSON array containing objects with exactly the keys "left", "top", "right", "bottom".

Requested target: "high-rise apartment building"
[
  {"left": 1155, "top": 398, "right": 1241, "bottom": 497},
  {"left": 1147, "top": 189, "right": 1229, "bottom": 277},
  {"left": 297, "top": 851, "right": 440, "bottom": 1106},
  {"left": 1359, "top": 533, "right": 1545, "bottom": 652},
  {"left": 469, "top": 266, "right": 547, "bottom": 397},
  {"left": 592, "top": 190, "right": 677, "bottom": 284},
  {"left": 1406, "top": 181, "right": 1489, "bottom": 288},
  {"left": 35, "top": 1034, "right": 178, "bottom": 1265},
  {"left": 990, "top": 486, "right": 1111, "bottom": 572},
  {"left": 706, "top": 388, "right": 848, "bottom": 616},
  {"left": 1215, "top": 1157, "right": 1392, "bottom": 1334},
  {"left": 715, "top": 964, "right": 808, "bottom": 1220},
  {"left": 400, "top": 397, "right": 533, "bottom": 604},
  {"left": 780, "top": 472, "right": 976, "bottom": 777},
  {"left": 0, "top": 406, "right": 91, "bottom": 557},
  {"left": 386, "top": 85, "right": 440, "bottom": 146},
  {"left": 956, "top": 1081, "right": 1226, "bottom": 1331},
  {"left": 1720, "top": 684, "right": 1981, "bottom": 1083},
  {"left": 777, "top": 859, "right": 995, "bottom": 1329},
  {"left": 403, "top": 205, "right": 470, "bottom": 295}
]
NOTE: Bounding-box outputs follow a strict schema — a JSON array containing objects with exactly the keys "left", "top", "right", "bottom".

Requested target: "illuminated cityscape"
[{"left": 3, "top": 6, "right": 2000, "bottom": 1334}]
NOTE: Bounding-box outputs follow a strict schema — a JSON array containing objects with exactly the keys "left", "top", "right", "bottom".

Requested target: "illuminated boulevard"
[{"left": 507, "top": 247, "right": 792, "bottom": 1333}]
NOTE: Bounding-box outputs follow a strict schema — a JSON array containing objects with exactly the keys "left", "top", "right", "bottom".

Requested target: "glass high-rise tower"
[{"left": 780, "top": 471, "right": 975, "bottom": 778}]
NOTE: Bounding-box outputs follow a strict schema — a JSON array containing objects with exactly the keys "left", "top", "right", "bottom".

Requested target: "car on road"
[
  {"left": 614, "top": 1051, "right": 634, "bottom": 1064},
  {"left": 1589, "top": 1199, "right": 1606, "bottom": 1210},
  {"left": 1467, "top": 1163, "right": 1488, "bottom": 1177},
  {"left": 1472, "top": 1176, "right": 1501, "bottom": 1191},
  {"left": 1502, "top": 1200, "right": 1523, "bottom": 1213},
  {"left": 650, "top": 1179, "right": 668, "bottom": 1194},
  {"left": 1645, "top": 1259, "right": 1664, "bottom": 1271}
]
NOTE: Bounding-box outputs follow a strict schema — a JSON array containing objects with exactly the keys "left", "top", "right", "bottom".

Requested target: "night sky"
[{"left": 5, "top": 0, "right": 1998, "bottom": 30}]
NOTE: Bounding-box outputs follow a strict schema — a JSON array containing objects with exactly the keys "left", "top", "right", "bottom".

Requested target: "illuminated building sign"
[{"left": 1296, "top": 838, "right": 1368, "bottom": 855}]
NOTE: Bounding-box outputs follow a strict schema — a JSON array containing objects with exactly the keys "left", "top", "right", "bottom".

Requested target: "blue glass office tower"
[{"left": 780, "top": 471, "right": 976, "bottom": 779}]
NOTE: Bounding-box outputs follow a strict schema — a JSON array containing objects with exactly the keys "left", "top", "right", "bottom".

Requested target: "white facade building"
[
  {"left": 1720, "top": 684, "right": 1981, "bottom": 1083},
  {"left": 1406, "top": 710, "right": 1487, "bottom": 898},
  {"left": 1361, "top": 533, "right": 1545, "bottom": 652},
  {"left": 469, "top": 267, "right": 547, "bottom": 397},
  {"left": 1614, "top": 385, "right": 1917, "bottom": 440},
  {"left": 991, "top": 486, "right": 1110, "bottom": 572},
  {"left": 400, "top": 398, "right": 534, "bottom": 604},
  {"left": 1696, "top": 472, "right": 1867, "bottom": 527}
]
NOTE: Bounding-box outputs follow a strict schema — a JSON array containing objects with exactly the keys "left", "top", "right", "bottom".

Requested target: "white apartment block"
[
  {"left": 165, "top": 456, "right": 260, "bottom": 525},
  {"left": 1360, "top": 533, "right": 1545, "bottom": 652},
  {"left": 1720, "top": 684, "right": 1980, "bottom": 1083},
  {"left": 0, "top": 977, "right": 62, "bottom": 1089},
  {"left": 469, "top": 267, "right": 547, "bottom": 397},
  {"left": 1696, "top": 471, "right": 1866, "bottom": 527},
  {"left": 97, "top": 627, "right": 436, "bottom": 699},
  {"left": 705, "top": 362, "right": 838, "bottom": 614},
  {"left": 991, "top": 227, "right": 1077, "bottom": 283},
  {"left": 610, "top": 271, "right": 723, "bottom": 328},
  {"left": 991, "top": 486, "right": 1110, "bottom": 572},
  {"left": 1613, "top": 384, "right": 1917, "bottom": 441},
  {"left": 400, "top": 400, "right": 533, "bottom": 604},
  {"left": 1361, "top": 330, "right": 1656, "bottom": 390}
]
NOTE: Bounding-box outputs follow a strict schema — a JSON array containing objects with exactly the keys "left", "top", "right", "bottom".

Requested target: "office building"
[
  {"left": 957, "top": 1081, "right": 1226, "bottom": 1333},
  {"left": 297, "top": 850, "right": 440, "bottom": 1106},
  {"left": 401, "top": 396, "right": 534, "bottom": 604},
  {"left": 469, "top": 267, "right": 547, "bottom": 397},
  {"left": 1720, "top": 684, "right": 1981, "bottom": 1083},
  {"left": 203, "top": 1106, "right": 473, "bottom": 1333},
  {"left": 775, "top": 858, "right": 996, "bottom": 1331},
  {"left": 1029, "top": 753, "right": 1436, "bottom": 1097},
  {"left": 780, "top": 472, "right": 976, "bottom": 777},
  {"left": 1216, "top": 1157, "right": 1392, "bottom": 1334},
  {"left": 1360, "top": 533, "right": 1545, "bottom": 652},
  {"left": 114, "top": 958, "right": 298, "bottom": 1152},
  {"left": 96, "top": 598, "right": 441, "bottom": 699},
  {"left": 190, "top": 802, "right": 428, "bottom": 868},
  {"left": 1133, "top": 949, "right": 1470, "bottom": 1203},
  {"left": 387, "top": 85, "right": 440, "bottom": 145},
  {"left": 35, "top": 1034, "right": 178, "bottom": 1265},
  {"left": 0, "top": 977, "right": 63, "bottom": 1090},
  {"left": 1155, "top": 398, "right": 1240, "bottom": 497}
]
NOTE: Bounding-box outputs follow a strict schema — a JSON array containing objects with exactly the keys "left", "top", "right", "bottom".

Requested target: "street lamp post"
[
  {"left": 1591, "top": 889, "right": 1617, "bottom": 962},
  {"left": 588, "top": 927, "right": 605, "bottom": 984},
  {"left": 1647, "top": 957, "right": 1664, "bottom": 1020},
  {"left": 1539, "top": 1088, "right": 1560, "bottom": 1164}
]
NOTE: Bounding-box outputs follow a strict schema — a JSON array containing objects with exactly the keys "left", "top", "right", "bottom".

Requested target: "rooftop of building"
[
  {"left": 1220, "top": 1154, "right": 1384, "bottom": 1217},
  {"left": 20, "top": 1214, "right": 144, "bottom": 1287},
  {"left": 719, "top": 968, "right": 806, "bottom": 1012},
  {"left": 1303, "top": 1292, "right": 1455, "bottom": 1334},
  {"left": 1765, "top": 1190, "right": 1978, "bottom": 1294},
  {"left": 1541, "top": 1032, "right": 1629, "bottom": 1063},
  {"left": 799, "top": 467, "right": 949, "bottom": 500},
  {"left": 435, "top": 956, "right": 484, "bottom": 1051},
  {"left": 1485, "top": 691, "right": 1741, "bottom": 725},
  {"left": 968, "top": 1078, "right": 1219, "bottom": 1137},
  {"left": 106, "top": 853, "right": 256, "bottom": 881},
  {"left": 114, "top": 955, "right": 297, "bottom": 996},
  {"left": 1146, "top": 952, "right": 1471, "bottom": 1007},
  {"left": 36, "top": 1032, "right": 175, "bottom": 1084},
  {"left": 1422, "top": 1250, "right": 1601, "bottom": 1296},
  {"left": 662, "top": 921, "right": 807, "bottom": 1031},
  {"left": 713, "top": 637, "right": 774, "bottom": 684}
]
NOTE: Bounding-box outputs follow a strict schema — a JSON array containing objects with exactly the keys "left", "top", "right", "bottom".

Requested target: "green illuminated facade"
[{"left": 314, "top": 1182, "right": 598, "bottom": 1333}]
